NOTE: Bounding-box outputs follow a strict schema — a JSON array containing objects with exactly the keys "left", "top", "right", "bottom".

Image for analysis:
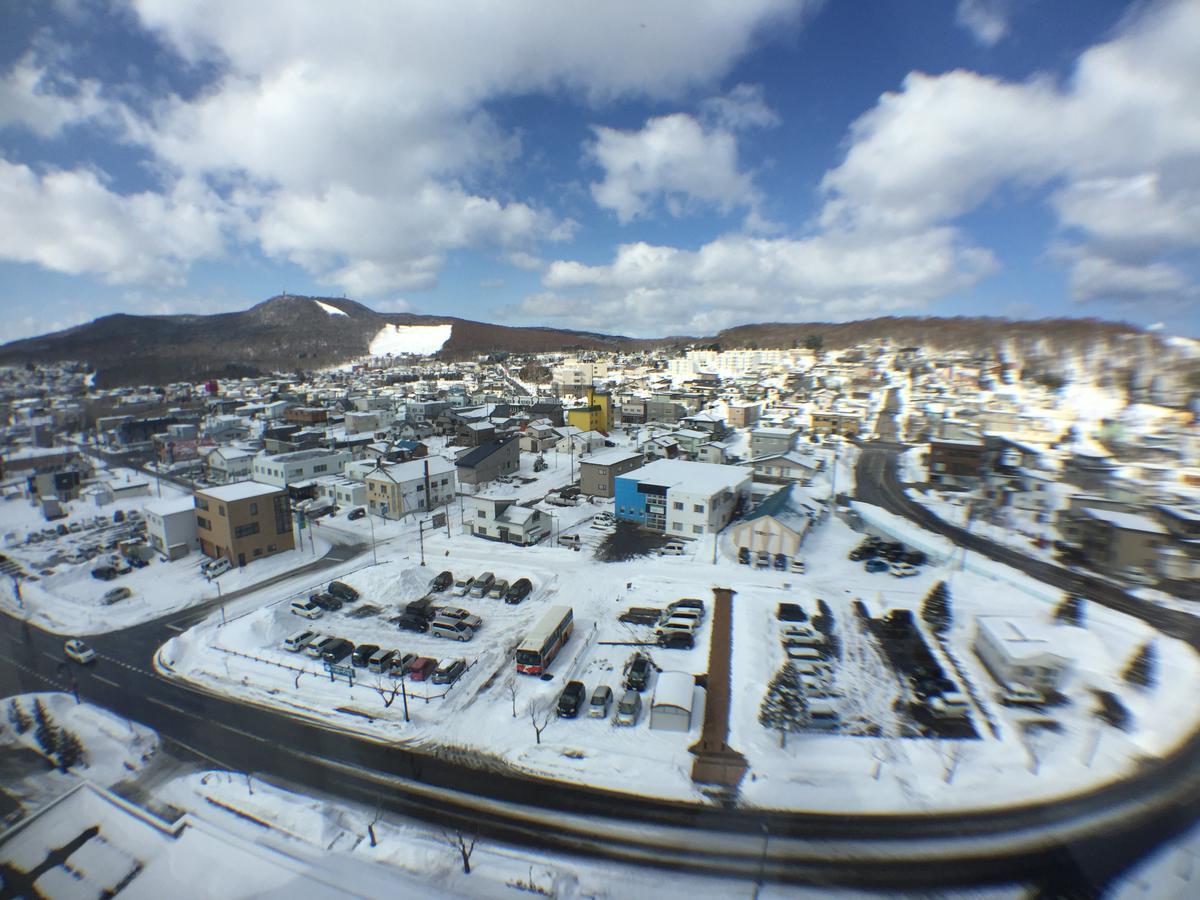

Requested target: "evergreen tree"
[
  {"left": 7, "top": 698, "right": 31, "bottom": 735},
  {"left": 1122, "top": 642, "right": 1157, "bottom": 689},
  {"left": 921, "top": 581, "right": 951, "bottom": 634},
  {"left": 758, "top": 662, "right": 810, "bottom": 747},
  {"left": 32, "top": 698, "right": 59, "bottom": 757},
  {"left": 56, "top": 730, "right": 85, "bottom": 772},
  {"left": 1054, "top": 594, "right": 1086, "bottom": 627}
]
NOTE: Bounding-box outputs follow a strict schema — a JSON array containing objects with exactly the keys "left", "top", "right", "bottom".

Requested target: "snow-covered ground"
[
  {"left": 0, "top": 692, "right": 158, "bottom": 811},
  {"left": 2, "top": 531, "right": 334, "bottom": 636},
  {"left": 157, "top": 483, "right": 1200, "bottom": 814},
  {"left": 368, "top": 323, "right": 453, "bottom": 356}
]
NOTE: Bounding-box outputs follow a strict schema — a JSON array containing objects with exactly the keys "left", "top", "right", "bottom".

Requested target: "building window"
[
  {"left": 218, "top": 505, "right": 226, "bottom": 517},
  {"left": 693, "top": 524, "right": 703, "bottom": 534},
  {"left": 249, "top": 502, "right": 257, "bottom": 515},
  {"left": 478, "top": 510, "right": 486, "bottom": 519},
  {"left": 196, "top": 498, "right": 209, "bottom": 511},
  {"left": 672, "top": 522, "right": 683, "bottom": 531},
  {"left": 673, "top": 501, "right": 683, "bottom": 510},
  {"left": 253, "top": 547, "right": 263, "bottom": 557},
  {"left": 478, "top": 526, "right": 488, "bottom": 535},
  {"left": 693, "top": 503, "right": 705, "bottom": 513},
  {"left": 234, "top": 522, "right": 259, "bottom": 538},
  {"left": 196, "top": 516, "right": 210, "bottom": 530},
  {"left": 268, "top": 544, "right": 276, "bottom": 552},
  {"left": 314, "top": 464, "right": 327, "bottom": 473}
]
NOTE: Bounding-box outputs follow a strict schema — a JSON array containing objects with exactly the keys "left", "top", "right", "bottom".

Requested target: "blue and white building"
[{"left": 614, "top": 459, "right": 751, "bottom": 536}]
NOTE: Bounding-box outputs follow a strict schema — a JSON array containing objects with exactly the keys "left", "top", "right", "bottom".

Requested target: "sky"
[{"left": 0, "top": 0, "right": 1197, "bottom": 342}]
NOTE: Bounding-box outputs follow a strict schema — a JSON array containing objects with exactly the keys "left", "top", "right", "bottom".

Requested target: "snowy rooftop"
[
  {"left": 620, "top": 458, "right": 749, "bottom": 494},
  {"left": 265, "top": 447, "right": 347, "bottom": 462},
  {"left": 653, "top": 671, "right": 696, "bottom": 710},
  {"left": 370, "top": 456, "right": 456, "bottom": 482},
  {"left": 578, "top": 448, "right": 642, "bottom": 468},
  {"left": 1081, "top": 507, "right": 1167, "bottom": 534},
  {"left": 145, "top": 496, "right": 197, "bottom": 517},
  {"left": 198, "top": 481, "right": 283, "bottom": 502}
]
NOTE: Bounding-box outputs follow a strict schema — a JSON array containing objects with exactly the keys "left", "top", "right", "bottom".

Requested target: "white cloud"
[
  {"left": 519, "top": 229, "right": 996, "bottom": 335},
  {"left": 700, "top": 83, "right": 780, "bottom": 130},
  {"left": 1064, "top": 251, "right": 1192, "bottom": 303},
  {"left": 0, "top": 160, "right": 225, "bottom": 284},
  {"left": 822, "top": 0, "right": 1200, "bottom": 303},
  {"left": 3, "top": 1, "right": 808, "bottom": 294},
  {"left": 955, "top": 0, "right": 1010, "bottom": 46},
  {"left": 0, "top": 53, "right": 111, "bottom": 138},
  {"left": 506, "top": 251, "right": 546, "bottom": 271},
  {"left": 588, "top": 113, "right": 760, "bottom": 223}
]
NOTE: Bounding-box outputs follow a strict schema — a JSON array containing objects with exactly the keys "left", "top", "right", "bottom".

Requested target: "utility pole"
[{"left": 368, "top": 510, "right": 378, "bottom": 565}]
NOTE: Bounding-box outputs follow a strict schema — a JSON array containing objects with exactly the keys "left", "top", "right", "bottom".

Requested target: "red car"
[{"left": 408, "top": 657, "right": 438, "bottom": 681}]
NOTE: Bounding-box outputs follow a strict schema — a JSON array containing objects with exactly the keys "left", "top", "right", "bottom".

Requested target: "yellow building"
[{"left": 566, "top": 388, "right": 614, "bottom": 434}]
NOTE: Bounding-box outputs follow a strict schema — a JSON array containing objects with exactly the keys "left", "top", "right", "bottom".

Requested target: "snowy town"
[{"left": 0, "top": 310, "right": 1198, "bottom": 897}]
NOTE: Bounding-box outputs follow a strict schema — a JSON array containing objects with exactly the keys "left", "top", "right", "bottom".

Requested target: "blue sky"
[{"left": 0, "top": 0, "right": 1197, "bottom": 341}]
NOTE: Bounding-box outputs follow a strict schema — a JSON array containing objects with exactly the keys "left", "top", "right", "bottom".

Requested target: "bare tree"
[
  {"left": 368, "top": 802, "right": 383, "bottom": 848},
  {"left": 506, "top": 676, "right": 519, "bottom": 719},
  {"left": 527, "top": 700, "right": 553, "bottom": 745},
  {"left": 373, "top": 676, "right": 406, "bottom": 709},
  {"left": 440, "top": 829, "right": 479, "bottom": 874},
  {"left": 838, "top": 614, "right": 902, "bottom": 738},
  {"left": 940, "top": 741, "right": 967, "bottom": 784}
]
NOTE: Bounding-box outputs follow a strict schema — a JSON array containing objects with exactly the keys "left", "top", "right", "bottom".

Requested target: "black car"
[
  {"left": 776, "top": 602, "right": 807, "bottom": 622},
  {"left": 737, "top": 547, "right": 751, "bottom": 565},
  {"left": 91, "top": 565, "right": 118, "bottom": 581},
  {"left": 129, "top": 556, "right": 149, "bottom": 568},
  {"left": 328, "top": 581, "right": 359, "bottom": 602},
  {"left": 311, "top": 592, "right": 343, "bottom": 611},
  {"left": 903, "top": 550, "right": 928, "bottom": 566},
  {"left": 672, "top": 598, "right": 706, "bottom": 615},
  {"left": 405, "top": 597, "right": 437, "bottom": 620},
  {"left": 657, "top": 631, "right": 694, "bottom": 650},
  {"left": 556, "top": 680, "right": 586, "bottom": 717},
  {"left": 351, "top": 643, "right": 380, "bottom": 667},
  {"left": 618, "top": 607, "right": 662, "bottom": 626},
  {"left": 848, "top": 548, "right": 868, "bottom": 562},
  {"left": 504, "top": 577, "right": 532, "bottom": 604},
  {"left": 322, "top": 638, "right": 354, "bottom": 664},
  {"left": 397, "top": 613, "right": 429, "bottom": 633},
  {"left": 347, "top": 507, "right": 367, "bottom": 520},
  {"left": 624, "top": 654, "right": 652, "bottom": 692},
  {"left": 429, "top": 570, "right": 453, "bottom": 592}
]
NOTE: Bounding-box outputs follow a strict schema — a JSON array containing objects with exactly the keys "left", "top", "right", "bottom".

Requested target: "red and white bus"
[{"left": 516, "top": 605, "right": 574, "bottom": 675}]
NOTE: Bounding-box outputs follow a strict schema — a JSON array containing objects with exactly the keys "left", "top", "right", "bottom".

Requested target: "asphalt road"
[{"left": 1, "top": 457, "right": 1198, "bottom": 889}]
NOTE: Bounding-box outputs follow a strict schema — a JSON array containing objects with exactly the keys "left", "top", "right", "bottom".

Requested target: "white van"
[
  {"left": 205, "top": 557, "right": 232, "bottom": 578},
  {"left": 284, "top": 630, "right": 317, "bottom": 652},
  {"left": 290, "top": 598, "right": 323, "bottom": 619}
]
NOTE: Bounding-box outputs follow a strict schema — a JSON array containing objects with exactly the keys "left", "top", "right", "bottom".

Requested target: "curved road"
[{"left": 1, "top": 457, "right": 1197, "bottom": 890}]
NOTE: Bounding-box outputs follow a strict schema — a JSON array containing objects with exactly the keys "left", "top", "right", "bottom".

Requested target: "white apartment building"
[
  {"left": 144, "top": 496, "right": 198, "bottom": 560},
  {"left": 364, "top": 456, "right": 457, "bottom": 519},
  {"left": 252, "top": 448, "right": 353, "bottom": 488},
  {"left": 551, "top": 360, "right": 609, "bottom": 389},
  {"left": 614, "top": 459, "right": 751, "bottom": 536}
]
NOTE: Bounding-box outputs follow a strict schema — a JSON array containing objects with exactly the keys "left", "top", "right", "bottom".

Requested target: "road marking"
[
  {"left": 146, "top": 695, "right": 198, "bottom": 718},
  {"left": 165, "top": 624, "right": 184, "bottom": 634},
  {"left": 92, "top": 673, "right": 120, "bottom": 688}
]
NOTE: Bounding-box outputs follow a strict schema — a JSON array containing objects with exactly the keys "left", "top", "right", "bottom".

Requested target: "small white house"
[
  {"left": 145, "top": 496, "right": 199, "bottom": 560},
  {"left": 465, "top": 496, "right": 549, "bottom": 546},
  {"left": 973, "top": 617, "right": 1074, "bottom": 691},
  {"left": 649, "top": 671, "right": 699, "bottom": 732}
]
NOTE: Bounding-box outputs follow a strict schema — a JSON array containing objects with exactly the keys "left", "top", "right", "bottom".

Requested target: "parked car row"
[
  {"left": 432, "top": 570, "right": 532, "bottom": 605},
  {"left": 556, "top": 678, "right": 643, "bottom": 726},
  {"left": 737, "top": 546, "right": 806, "bottom": 572},
  {"left": 282, "top": 629, "right": 466, "bottom": 684},
  {"left": 617, "top": 599, "right": 707, "bottom": 650},
  {"left": 289, "top": 580, "right": 361, "bottom": 619},
  {"left": 850, "top": 537, "right": 927, "bottom": 568},
  {"left": 396, "top": 597, "right": 486, "bottom": 641}
]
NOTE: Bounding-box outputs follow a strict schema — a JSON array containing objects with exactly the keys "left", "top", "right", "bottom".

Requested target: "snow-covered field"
[
  {"left": 0, "top": 692, "right": 158, "bottom": 810},
  {"left": 158, "top": 490, "right": 1200, "bottom": 814},
  {"left": 369, "top": 323, "right": 453, "bottom": 356}
]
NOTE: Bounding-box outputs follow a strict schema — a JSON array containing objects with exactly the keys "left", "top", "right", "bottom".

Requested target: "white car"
[
  {"left": 889, "top": 562, "right": 918, "bottom": 578},
  {"left": 64, "top": 639, "right": 96, "bottom": 664},
  {"left": 205, "top": 557, "right": 233, "bottom": 578},
  {"left": 290, "top": 598, "right": 323, "bottom": 619}
]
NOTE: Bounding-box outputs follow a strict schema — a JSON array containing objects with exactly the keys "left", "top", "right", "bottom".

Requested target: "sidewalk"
[{"left": 689, "top": 587, "right": 747, "bottom": 791}]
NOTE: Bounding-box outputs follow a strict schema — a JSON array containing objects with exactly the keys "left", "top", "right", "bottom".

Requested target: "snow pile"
[
  {"left": 369, "top": 324, "right": 452, "bottom": 356},
  {"left": 313, "top": 300, "right": 348, "bottom": 316}
]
